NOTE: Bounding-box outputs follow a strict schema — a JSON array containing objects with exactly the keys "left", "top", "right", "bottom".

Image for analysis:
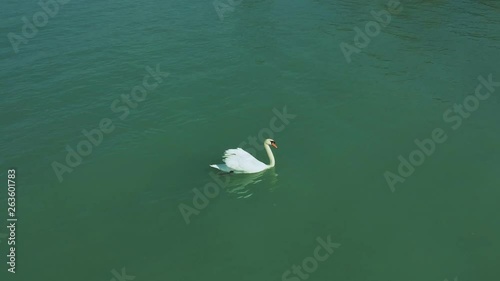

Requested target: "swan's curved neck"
[{"left": 264, "top": 144, "right": 275, "bottom": 168}]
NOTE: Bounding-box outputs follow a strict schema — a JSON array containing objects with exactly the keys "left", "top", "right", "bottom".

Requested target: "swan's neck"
[{"left": 264, "top": 144, "right": 275, "bottom": 168}]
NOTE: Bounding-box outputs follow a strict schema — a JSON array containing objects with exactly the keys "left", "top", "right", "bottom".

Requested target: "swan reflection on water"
[
  {"left": 147, "top": 168, "right": 279, "bottom": 206},
  {"left": 212, "top": 168, "right": 279, "bottom": 199}
]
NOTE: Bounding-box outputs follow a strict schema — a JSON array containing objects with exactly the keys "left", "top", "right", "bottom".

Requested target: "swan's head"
[{"left": 265, "top": 139, "right": 278, "bottom": 148}]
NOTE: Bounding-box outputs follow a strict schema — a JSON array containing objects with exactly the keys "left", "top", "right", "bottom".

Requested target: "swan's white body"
[{"left": 210, "top": 139, "right": 277, "bottom": 174}]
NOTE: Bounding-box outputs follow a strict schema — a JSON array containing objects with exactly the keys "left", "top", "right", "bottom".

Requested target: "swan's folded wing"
[{"left": 222, "top": 148, "right": 266, "bottom": 173}]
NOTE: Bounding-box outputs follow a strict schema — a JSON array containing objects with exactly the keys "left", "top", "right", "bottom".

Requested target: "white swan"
[{"left": 210, "top": 139, "right": 278, "bottom": 174}]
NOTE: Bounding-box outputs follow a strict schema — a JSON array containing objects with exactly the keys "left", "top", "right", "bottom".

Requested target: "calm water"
[{"left": 1, "top": 0, "right": 500, "bottom": 280}]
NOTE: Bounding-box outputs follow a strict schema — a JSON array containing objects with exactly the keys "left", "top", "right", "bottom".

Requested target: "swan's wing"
[{"left": 223, "top": 148, "right": 267, "bottom": 173}]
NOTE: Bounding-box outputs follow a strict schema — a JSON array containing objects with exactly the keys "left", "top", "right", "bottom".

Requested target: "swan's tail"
[{"left": 209, "top": 164, "right": 232, "bottom": 173}]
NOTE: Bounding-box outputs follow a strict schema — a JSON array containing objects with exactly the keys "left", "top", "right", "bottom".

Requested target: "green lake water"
[{"left": 1, "top": 0, "right": 499, "bottom": 280}]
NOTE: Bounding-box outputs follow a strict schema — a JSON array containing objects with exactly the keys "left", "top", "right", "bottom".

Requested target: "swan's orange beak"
[{"left": 271, "top": 143, "right": 278, "bottom": 148}]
